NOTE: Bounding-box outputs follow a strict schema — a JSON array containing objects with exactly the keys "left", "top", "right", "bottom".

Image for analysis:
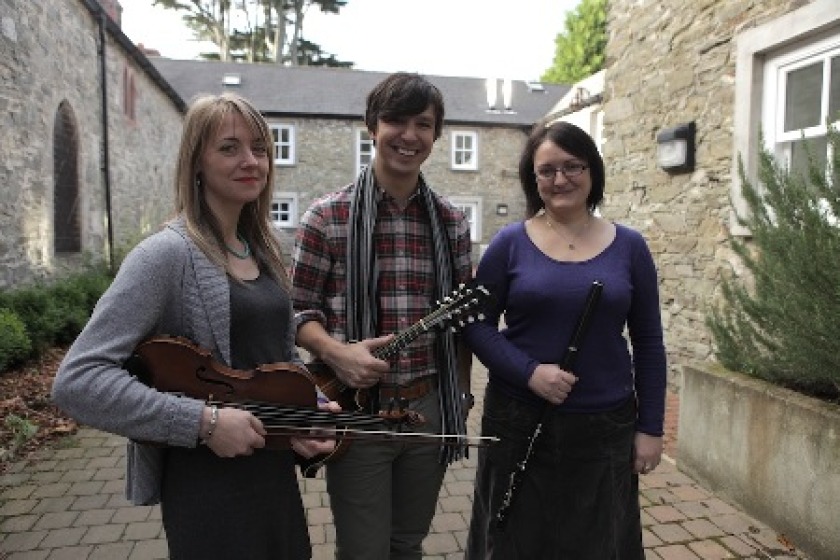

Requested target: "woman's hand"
[
  {"left": 527, "top": 363, "right": 577, "bottom": 404},
  {"left": 203, "top": 406, "right": 266, "bottom": 458},
  {"left": 633, "top": 432, "right": 664, "bottom": 474},
  {"left": 289, "top": 399, "right": 342, "bottom": 458}
]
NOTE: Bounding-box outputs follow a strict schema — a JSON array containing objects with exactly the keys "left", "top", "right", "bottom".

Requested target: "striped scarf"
[{"left": 346, "top": 163, "right": 467, "bottom": 464}]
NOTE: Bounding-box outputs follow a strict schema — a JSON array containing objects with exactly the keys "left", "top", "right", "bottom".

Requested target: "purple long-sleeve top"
[{"left": 463, "top": 221, "right": 667, "bottom": 436}]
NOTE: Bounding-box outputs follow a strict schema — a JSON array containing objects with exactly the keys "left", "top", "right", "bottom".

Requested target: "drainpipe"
[{"left": 97, "top": 8, "right": 116, "bottom": 274}]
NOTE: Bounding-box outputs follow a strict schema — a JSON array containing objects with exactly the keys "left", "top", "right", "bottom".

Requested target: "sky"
[{"left": 119, "top": 0, "right": 581, "bottom": 81}]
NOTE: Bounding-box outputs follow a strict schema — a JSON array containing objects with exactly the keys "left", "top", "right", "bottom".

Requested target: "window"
[
  {"left": 122, "top": 67, "right": 137, "bottom": 121},
  {"left": 451, "top": 131, "right": 478, "bottom": 170},
  {"left": 270, "top": 124, "right": 295, "bottom": 165},
  {"left": 763, "top": 35, "right": 839, "bottom": 177},
  {"left": 54, "top": 101, "right": 81, "bottom": 253},
  {"left": 271, "top": 193, "right": 298, "bottom": 228},
  {"left": 731, "top": 1, "right": 840, "bottom": 234},
  {"left": 357, "top": 128, "right": 375, "bottom": 175},
  {"left": 449, "top": 196, "right": 482, "bottom": 242}
]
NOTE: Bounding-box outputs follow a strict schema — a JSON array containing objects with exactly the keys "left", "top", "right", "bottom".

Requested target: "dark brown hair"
[
  {"left": 518, "top": 120, "right": 606, "bottom": 217},
  {"left": 365, "top": 72, "right": 445, "bottom": 139}
]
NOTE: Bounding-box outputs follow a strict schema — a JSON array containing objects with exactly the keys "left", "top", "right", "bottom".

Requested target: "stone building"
[
  {"left": 149, "top": 58, "right": 568, "bottom": 260},
  {"left": 596, "top": 0, "right": 839, "bottom": 384},
  {"left": 1, "top": 0, "right": 185, "bottom": 289},
  {"left": 1, "top": 0, "right": 567, "bottom": 290}
]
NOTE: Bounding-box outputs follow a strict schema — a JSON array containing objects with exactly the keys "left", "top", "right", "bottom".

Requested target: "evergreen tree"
[
  {"left": 541, "top": 0, "right": 606, "bottom": 84},
  {"left": 707, "top": 128, "right": 840, "bottom": 401}
]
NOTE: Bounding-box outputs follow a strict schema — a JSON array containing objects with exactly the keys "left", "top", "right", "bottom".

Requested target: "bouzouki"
[{"left": 307, "top": 283, "right": 492, "bottom": 413}]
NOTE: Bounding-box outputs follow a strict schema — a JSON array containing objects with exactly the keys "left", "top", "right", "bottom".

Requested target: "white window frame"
[
  {"left": 356, "top": 128, "right": 375, "bottom": 175},
  {"left": 271, "top": 192, "right": 298, "bottom": 228},
  {"left": 731, "top": 0, "right": 840, "bottom": 234},
  {"left": 762, "top": 35, "right": 839, "bottom": 169},
  {"left": 451, "top": 131, "right": 478, "bottom": 171},
  {"left": 449, "top": 196, "right": 482, "bottom": 243},
  {"left": 270, "top": 124, "right": 295, "bottom": 166}
]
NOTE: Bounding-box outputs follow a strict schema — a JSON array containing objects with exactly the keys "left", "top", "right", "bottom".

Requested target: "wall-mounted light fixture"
[
  {"left": 496, "top": 204, "right": 508, "bottom": 216},
  {"left": 656, "top": 122, "right": 695, "bottom": 174}
]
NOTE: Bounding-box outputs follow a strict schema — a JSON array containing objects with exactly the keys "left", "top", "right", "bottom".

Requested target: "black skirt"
[
  {"left": 160, "top": 445, "right": 310, "bottom": 559},
  {"left": 466, "top": 385, "right": 644, "bottom": 560}
]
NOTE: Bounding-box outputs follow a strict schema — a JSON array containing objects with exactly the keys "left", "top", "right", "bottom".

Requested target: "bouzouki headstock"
[{"left": 430, "top": 283, "right": 492, "bottom": 333}]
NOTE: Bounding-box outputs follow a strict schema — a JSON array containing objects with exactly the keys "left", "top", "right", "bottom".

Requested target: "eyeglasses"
[{"left": 535, "top": 163, "right": 588, "bottom": 181}]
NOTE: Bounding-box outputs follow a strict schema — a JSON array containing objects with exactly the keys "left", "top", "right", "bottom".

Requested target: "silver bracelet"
[{"left": 201, "top": 405, "right": 219, "bottom": 445}]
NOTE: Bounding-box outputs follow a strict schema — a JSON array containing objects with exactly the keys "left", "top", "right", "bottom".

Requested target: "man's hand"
[
  {"left": 290, "top": 400, "right": 342, "bottom": 458},
  {"left": 325, "top": 334, "right": 394, "bottom": 389}
]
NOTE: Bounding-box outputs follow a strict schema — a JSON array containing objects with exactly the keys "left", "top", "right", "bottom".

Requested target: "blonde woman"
[{"left": 52, "top": 93, "right": 334, "bottom": 559}]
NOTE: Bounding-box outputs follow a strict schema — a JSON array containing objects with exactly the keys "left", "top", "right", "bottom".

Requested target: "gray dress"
[
  {"left": 52, "top": 218, "right": 311, "bottom": 559},
  {"left": 161, "top": 273, "right": 310, "bottom": 559}
]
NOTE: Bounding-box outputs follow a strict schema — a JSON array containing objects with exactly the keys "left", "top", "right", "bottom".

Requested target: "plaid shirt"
[{"left": 291, "top": 182, "right": 472, "bottom": 386}]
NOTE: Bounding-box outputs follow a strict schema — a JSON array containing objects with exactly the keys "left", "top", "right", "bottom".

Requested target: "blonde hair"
[{"left": 174, "top": 92, "right": 288, "bottom": 286}]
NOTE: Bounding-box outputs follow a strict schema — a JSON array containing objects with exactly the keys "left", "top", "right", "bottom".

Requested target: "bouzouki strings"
[{"left": 308, "top": 283, "right": 492, "bottom": 412}]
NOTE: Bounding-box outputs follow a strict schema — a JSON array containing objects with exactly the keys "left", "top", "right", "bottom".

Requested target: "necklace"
[
  {"left": 543, "top": 212, "right": 591, "bottom": 251},
  {"left": 225, "top": 232, "right": 251, "bottom": 260}
]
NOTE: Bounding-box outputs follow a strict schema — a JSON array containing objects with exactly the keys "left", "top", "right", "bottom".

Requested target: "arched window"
[
  {"left": 53, "top": 101, "right": 81, "bottom": 253},
  {"left": 123, "top": 66, "right": 137, "bottom": 120}
]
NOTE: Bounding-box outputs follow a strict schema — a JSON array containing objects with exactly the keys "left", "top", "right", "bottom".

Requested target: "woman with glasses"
[{"left": 464, "top": 120, "right": 667, "bottom": 559}]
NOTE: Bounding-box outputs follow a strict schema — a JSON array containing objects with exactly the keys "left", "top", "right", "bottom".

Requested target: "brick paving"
[{"left": 1, "top": 364, "right": 810, "bottom": 559}]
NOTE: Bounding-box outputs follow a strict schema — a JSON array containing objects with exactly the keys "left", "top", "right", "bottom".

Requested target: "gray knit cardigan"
[{"left": 52, "top": 217, "right": 295, "bottom": 505}]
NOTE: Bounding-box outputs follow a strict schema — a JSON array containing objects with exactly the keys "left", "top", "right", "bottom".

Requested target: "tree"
[
  {"left": 707, "top": 128, "right": 840, "bottom": 402},
  {"left": 152, "top": 0, "right": 352, "bottom": 66},
  {"left": 541, "top": 0, "right": 606, "bottom": 84}
]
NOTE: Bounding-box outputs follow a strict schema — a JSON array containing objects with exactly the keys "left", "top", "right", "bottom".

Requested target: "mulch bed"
[{"left": 0, "top": 347, "right": 77, "bottom": 474}]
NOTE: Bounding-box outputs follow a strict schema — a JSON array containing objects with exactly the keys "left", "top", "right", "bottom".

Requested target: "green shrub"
[
  {"left": 50, "top": 268, "right": 113, "bottom": 345},
  {"left": 0, "top": 308, "right": 31, "bottom": 371},
  {"left": 707, "top": 127, "right": 840, "bottom": 401},
  {"left": 0, "top": 265, "right": 113, "bottom": 368},
  {"left": 3, "top": 286, "right": 65, "bottom": 354}
]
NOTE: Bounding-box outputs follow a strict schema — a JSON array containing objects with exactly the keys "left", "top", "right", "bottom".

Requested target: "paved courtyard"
[{"left": 1, "top": 364, "right": 810, "bottom": 559}]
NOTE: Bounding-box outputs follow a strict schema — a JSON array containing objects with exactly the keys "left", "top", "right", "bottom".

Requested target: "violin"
[{"left": 125, "top": 336, "right": 496, "bottom": 475}]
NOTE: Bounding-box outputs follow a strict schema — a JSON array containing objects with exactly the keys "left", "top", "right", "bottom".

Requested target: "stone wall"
[
  {"left": 0, "top": 0, "right": 182, "bottom": 289},
  {"left": 602, "top": 0, "right": 812, "bottom": 386}
]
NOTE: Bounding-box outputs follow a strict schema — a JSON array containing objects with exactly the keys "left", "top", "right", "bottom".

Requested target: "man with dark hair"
[{"left": 291, "top": 72, "right": 474, "bottom": 559}]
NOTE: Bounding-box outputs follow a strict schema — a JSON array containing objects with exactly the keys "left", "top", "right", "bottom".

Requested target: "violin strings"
[{"left": 206, "top": 398, "right": 386, "bottom": 428}]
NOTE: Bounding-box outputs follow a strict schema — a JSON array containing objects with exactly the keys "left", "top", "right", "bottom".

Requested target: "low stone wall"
[{"left": 678, "top": 363, "right": 840, "bottom": 560}]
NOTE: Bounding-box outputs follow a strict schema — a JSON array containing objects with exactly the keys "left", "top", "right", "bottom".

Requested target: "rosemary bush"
[{"left": 707, "top": 128, "right": 840, "bottom": 401}]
